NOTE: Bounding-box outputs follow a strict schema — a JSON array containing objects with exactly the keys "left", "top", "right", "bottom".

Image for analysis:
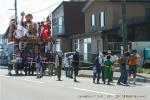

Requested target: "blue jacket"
[{"left": 93, "top": 57, "right": 101, "bottom": 73}]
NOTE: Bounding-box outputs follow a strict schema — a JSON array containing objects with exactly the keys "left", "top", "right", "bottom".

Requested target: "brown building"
[
  {"left": 71, "top": 0, "right": 150, "bottom": 62},
  {"left": 51, "top": 1, "right": 86, "bottom": 53}
]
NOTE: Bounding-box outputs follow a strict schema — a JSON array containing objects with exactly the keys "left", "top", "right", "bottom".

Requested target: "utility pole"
[
  {"left": 14, "top": 0, "right": 17, "bottom": 25},
  {"left": 121, "top": 0, "right": 127, "bottom": 52}
]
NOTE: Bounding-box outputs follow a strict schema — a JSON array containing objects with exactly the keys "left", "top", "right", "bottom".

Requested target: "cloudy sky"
[{"left": 0, "top": 0, "right": 70, "bottom": 35}]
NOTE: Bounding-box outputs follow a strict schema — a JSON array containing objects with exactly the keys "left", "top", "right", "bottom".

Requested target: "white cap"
[{"left": 108, "top": 50, "right": 111, "bottom": 54}]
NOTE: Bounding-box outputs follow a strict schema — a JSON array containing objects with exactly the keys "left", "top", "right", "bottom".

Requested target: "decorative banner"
[
  {"left": 15, "top": 24, "right": 29, "bottom": 39},
  {"left": 40, "top": 22, "right": 50, "bottom": 40},
  {"left": 8, "top": 19, "right": 15, "bottom": 42}
]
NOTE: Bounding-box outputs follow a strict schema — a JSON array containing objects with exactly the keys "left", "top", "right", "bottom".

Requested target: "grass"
[{"left": 137, "top": 67, "right": 150, "bottom": 74}]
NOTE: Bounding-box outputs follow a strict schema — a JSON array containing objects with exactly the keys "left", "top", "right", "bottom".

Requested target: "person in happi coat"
[{"left": 103, "top": 56, "right": 113, "bottom": 85}]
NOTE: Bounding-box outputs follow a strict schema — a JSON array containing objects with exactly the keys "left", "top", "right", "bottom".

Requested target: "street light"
[{"left": 121, "top": 0, "right": 128, "bottom": 52}]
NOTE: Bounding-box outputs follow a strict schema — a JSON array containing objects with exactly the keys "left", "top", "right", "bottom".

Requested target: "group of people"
[
  {"left": 92, "top": 49, "right": 140, "bottom": 86},
  {"left": 35, "top": 50, "right": 80, "bottom": 82},
  {"left": 8, "top": 49, "right": 80, "bottom": 82},
  {"left": 9, "top": 48, "right": 141, "bottom": 85}
]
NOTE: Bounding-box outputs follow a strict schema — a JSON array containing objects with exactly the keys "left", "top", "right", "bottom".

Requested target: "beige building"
[{"left": 71, "top": 0, "right": 150, "bottom": 62}]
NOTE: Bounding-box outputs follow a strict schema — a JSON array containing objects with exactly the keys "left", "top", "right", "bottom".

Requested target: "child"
[{"left": 103, "top": 56, "right": 113, "bottom": 85}]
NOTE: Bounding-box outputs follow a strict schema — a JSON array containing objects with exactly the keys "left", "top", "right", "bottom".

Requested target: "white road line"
[
  {"left": 71, "top": 87, "right": 116, "bottom": 96},
  {"left": 22, "top": 79, "right": 44, "bottom": 84}
]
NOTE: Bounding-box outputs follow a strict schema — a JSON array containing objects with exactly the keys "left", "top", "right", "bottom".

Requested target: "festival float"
[{"left": 8, "top": 12, "right": 54, "bottom": 75}]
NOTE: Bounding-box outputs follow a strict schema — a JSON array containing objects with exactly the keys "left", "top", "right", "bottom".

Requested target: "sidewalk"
[
  {"left": 0, "top": 65, "right": 8, "bottom": 69},
  {"left": 78, "top": 70, "right": 150, "bottom": 83}
]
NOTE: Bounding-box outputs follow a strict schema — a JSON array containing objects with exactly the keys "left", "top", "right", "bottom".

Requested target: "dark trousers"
[
  {"left": 68, "top": 67, "right": 73, "bottom": 78},
  {"left": 57, "top": 65, "right": 61, "bottom": 80},
  {"left": 73, "top": 66, "right": 79, "bottom": 81},
  {"left": 93, "top": 70, "right": 101, "bottom": 82},
  {"left": 101, "top": 67, "right": 105, "bottom": 82},
  {"left": 65, "top": 67, "right": 69, "bottom": 77},
  {"left": 29, "top": 63, "right": 35, "bottom": 75},
  {"left": 118, "top": 64, "right": 128, "bottom": 84},
  {"left": 22, "top": 60, "right": 28, "bottom": 75}
]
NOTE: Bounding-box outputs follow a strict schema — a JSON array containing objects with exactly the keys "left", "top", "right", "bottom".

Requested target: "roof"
[
  {"left": 110, "top": 0, "right": 150, "bottom": 2},
  {"left": 82, "top": 0, "right": 95, "bottom": 12},
  {"left": 82, "top": 0, "right": 150, "bottom": 12},
  {"left": 52, "top": 1, "right": 87, "bottom": 14}
]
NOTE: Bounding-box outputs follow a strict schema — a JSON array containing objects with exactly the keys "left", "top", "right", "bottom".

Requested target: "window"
[
  {"left": 55, "top": 39, "right": 61, "bottom": 52},
  {"left": 145, "top": 8, "right": 150, "bottom": 21},
  {"left": 84, "top": 38, "right": 91, "bottom": 61},
  {"left": 58, "top": 16, "right": 63, "bottom": 33},
  {"left": 99, "top": 11, "right": 105, "bottom": 27},
  {"left": 73, "top": 39, "right": 80, "bottom": 51},
  {"left": 91, "top": 14, "right": 96, "bottom": 26}
]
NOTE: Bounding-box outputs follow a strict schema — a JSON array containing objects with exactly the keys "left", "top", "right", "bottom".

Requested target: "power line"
[{"left": 31, "top": 1, "right": 61, "bottom": 14}]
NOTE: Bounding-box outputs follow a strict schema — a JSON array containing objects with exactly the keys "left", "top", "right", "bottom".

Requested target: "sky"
[{"left": 0, "top": 0, "right": 70, "bottom": 35}]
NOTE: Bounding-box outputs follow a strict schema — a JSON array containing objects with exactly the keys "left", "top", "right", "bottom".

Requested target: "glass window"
[
  {"left": 91, "top": 14, "right": 96, "bottom": 26},
  {"left": 58, "top": 16, "right": 63, "bottom": 33},
  {"left": 145, "top": 8, "right": 150, "bottom": 21},
  {"left": 73, "top": 39, "right": 80, "bottom": 51},
  {"left": 84, "top": 38, "right": 91, "bottom": 61},
  {"left": 56, "top": 39, "right": 61, "bottom": 52},
  {"left": 100, "top": 11, "right": 105, "bottom": 27}
]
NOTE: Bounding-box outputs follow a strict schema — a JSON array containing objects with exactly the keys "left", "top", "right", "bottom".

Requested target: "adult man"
[
  {"left": 117, "top": 53, "right": 129, "bottom": 85},
  {"left": 128, "top": 50, "right": 140, "bottom": 85},
  {"left": 72, "top": 50, "right": 80, "bottom": 82},
  {"left": 55, "top": 52, "right": 62, "bottom": 81}
]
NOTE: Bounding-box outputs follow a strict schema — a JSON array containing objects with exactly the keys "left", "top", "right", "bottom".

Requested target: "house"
[
  {"left": 70, "top": 0, "right": 150, "bottom": 62},
  {"left": 0, "top": 30, "right": 9, "bottom": 65},
  {"left": 51, "top": 1, "right": 86, "bottom": 53}
]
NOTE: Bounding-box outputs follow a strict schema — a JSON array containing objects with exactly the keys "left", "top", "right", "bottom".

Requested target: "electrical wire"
[{"left": 31, "top": 1, "right": 61, "bottom": 14}]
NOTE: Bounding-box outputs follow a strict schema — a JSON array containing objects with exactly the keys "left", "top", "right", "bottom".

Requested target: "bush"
[{"left": 137, "top": 67, "right": 150, "bottom": 74}]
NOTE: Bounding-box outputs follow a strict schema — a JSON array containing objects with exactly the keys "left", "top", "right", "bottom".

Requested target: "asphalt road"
[{"left": 0, "top": 69, "right": 150, "bottom": 100}]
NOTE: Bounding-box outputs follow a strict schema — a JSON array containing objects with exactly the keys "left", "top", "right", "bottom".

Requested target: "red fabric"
[{"left": 40, "top": 23, "right": 50, "bottom": 40}]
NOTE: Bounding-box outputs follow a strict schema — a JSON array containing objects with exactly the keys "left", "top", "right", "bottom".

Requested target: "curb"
[
  {"left": 0, "top": 66, "right": 8, "bottom": 69},
  {"left": 78, "top": 74, "right": 150, "bottom": 83}
]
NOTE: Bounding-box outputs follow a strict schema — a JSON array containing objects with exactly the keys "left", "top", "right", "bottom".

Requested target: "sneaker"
[
  {"left": 74, "top": 80, "right": 77, "bottom": 82},
  {"left": 93, "top": 80, "right": 95, "bottom": 84},
  {"left": 125, "top": 84, "right": 129, "bottom": 86},
  {"left": 133, "top": 82, "right": 136, "bottom": 85},
  {"left": 117, "top": 82, "right": 122, "bottom": 85},
  {"left": 97, "top": 81, "right": 100, "bottom": 84}
]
